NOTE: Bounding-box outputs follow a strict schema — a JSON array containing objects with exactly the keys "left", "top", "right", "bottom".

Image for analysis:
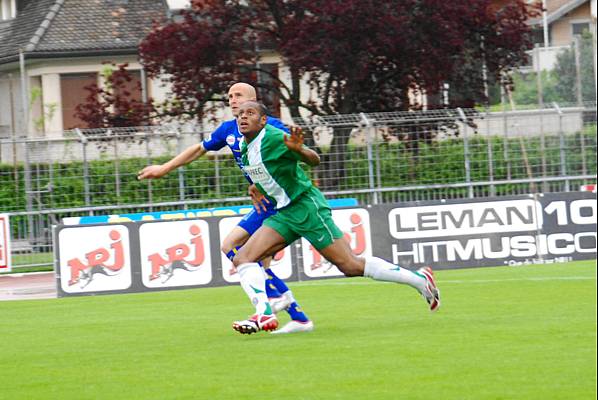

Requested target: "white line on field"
[{"left": 291, "top": 275, "right": 596, "bottom": 287}]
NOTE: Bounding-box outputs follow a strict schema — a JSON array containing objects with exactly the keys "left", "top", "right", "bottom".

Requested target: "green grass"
[{"left": 1, "top": 260, "right": 595, "bottom": 400}]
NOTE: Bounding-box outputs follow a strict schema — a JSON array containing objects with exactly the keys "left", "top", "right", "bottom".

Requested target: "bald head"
[{"left": 228, "top": 82, "right": 257, "bottom": 116}]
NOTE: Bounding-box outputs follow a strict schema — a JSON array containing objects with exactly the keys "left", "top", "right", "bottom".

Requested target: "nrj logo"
[
  {"left": 309, "top": 212, "right": 368, "bottom": 271},
  {"left": 66, "top": 229, "right": 125, "bottom": 288},
  {"left": 302, "top": 209, "right": 372, "bottom": 278},
  {"left": 147, "top": 224, "right": 205, "bottom": 283},
  {"left": 218, "top": 216, "right": 293, "bottom": 282}
]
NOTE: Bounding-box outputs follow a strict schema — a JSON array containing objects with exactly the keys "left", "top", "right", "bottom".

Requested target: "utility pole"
[{"left": 542, "top": 0, "right": 549, "bottom": 48}]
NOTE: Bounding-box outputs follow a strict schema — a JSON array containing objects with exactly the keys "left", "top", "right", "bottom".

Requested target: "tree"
[
  {"left": 553, "top": 31, "right": 596, "bottom": 104},
  {"left": 141, "top": 0, "right": 537, "bottom": 114},
  {"left": 75, "top": 63, "right": 155, "bottom": 130},
  {"left": 140, "top": 0, "right": 538, "bottom": 188}
]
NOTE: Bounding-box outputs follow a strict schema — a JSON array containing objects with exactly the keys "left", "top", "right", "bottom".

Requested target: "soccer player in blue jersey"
[{"left": 137, "top": 83, "right": 313, "bottom": 334}]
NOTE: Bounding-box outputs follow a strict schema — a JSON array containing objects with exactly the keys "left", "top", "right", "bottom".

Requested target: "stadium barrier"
[
  {"left": 0, "top": 213, "right": 11, "bottom": 272},
  {"left": 53, "top": 191, "right": 596, "bottom": 297},
  {"left": 3, "top": 103, "right": 596, "bottom": 269}
]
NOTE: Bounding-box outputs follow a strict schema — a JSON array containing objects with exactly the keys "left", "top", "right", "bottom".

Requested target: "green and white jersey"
[{"left": 241, "top": 124, "right": 313, "bottom": 209}]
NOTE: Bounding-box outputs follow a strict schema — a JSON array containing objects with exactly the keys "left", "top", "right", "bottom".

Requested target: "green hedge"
[{"left": 1, "top": 126, "right": 595, "bottom": 212}]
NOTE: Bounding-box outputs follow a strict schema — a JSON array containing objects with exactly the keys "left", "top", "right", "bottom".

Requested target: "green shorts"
[{"left": 263, "top": 186, "right": 343, "bottom": 250}]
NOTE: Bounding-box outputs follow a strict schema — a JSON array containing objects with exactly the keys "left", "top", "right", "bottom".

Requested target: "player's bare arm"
[
  {"left": 137, "top": 143, "right": 207, "bottom": 180},
  {"left": 284, "top": 126, "right": 320, "bottom": 166},
  {"left": 248, "top": 183, "right": 269, "bottom": 214}
]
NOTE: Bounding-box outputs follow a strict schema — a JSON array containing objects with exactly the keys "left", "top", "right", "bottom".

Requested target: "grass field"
[{"left": 1, "top": 260, "right": 596, "bottom": 400}]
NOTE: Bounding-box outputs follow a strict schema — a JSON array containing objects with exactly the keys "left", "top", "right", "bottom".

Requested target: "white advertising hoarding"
[
  {"left": 58, "top": 225, "right": 132, "bottom": 293},
  {"left": 218, "top": 216, "right": 293, "bottom": 283},
  {"left": 301, "top": 208, "right": 372, "bottom": 278},
  {"left": 139, "top": 219, "right": 213, "bottom": 288},
  {"left": 0, "top": 214, "right": 11, "bottom": 272}
]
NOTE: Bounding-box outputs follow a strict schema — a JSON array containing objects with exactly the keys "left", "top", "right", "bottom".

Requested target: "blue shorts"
[{"left": 238, "top": 205, "right": 277, "bottom": 235}]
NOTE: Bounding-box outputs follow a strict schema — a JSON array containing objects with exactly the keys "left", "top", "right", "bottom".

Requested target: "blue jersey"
[
  {"left": 202, "top": 117, "right": 288, "bottom": 233},
  {"left": 202, "top": 117, "right": 289, "bottom": 183}
]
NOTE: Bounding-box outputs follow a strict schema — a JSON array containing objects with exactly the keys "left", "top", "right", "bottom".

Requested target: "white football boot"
[
  {"left": 271, "top": 320, "right": 314, "bottom": 335},
  {"left": 417, "top": 267, "right": 441, "bottom": 312}
]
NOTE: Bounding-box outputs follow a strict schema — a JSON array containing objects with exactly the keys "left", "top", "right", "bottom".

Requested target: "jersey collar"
[{"left": 246, "top": 126, "right": 266, "bottom": 146}]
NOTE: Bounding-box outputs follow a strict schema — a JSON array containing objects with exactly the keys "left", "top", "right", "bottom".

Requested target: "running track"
[{"left": 0, "top": 272, "right": 56, "bottom": 301}]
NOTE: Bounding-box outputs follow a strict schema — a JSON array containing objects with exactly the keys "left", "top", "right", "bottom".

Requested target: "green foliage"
[
  {"left": 510, "top": 70, "right": 561, "bottom": 105},
  {"left": 503, "top": 33, "right": 596, "bottom": 107},
  {"left": 0, "top": 127, "right": 596, "bottom": 212},
  {"left": 553, "top": 32, "right": 596, "bottom": 103}
]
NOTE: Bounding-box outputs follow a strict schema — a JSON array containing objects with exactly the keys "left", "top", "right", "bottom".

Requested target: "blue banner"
[{"left": 63, "top": 198, "right": 358, "bottom": 225}]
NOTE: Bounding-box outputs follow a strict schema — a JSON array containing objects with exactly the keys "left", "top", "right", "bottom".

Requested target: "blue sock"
[
  {"left": 225, "top": 249, "right": 236, "bottom": 262},
  {"left": 265, "top": 277, "right": 281, "bottom": 298},
  {"left": 265, "top": 269, "right": 309, "bottom": 322},
  {"left": 287, "top": 302, "right": 309, "bottom": 322},
  {"left": 226, "top": 248, "right": 281, "bottom": 298},
  {"left": 265, "top": 268, "right": 289, "bottom": 294},
  {"left": 226, "top": 246, "right": 264, "bottom": 266}
]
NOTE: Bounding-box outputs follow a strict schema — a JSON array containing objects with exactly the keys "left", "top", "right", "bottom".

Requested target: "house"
[
  {"left": 2, "top": 0, "right": 592, "bottom": 140},
  {"left": 532, "top": 0, "right": 594, "bottom": 46},
  {"left": 0, "top": 0, "right": 169, "bottom": 138},
  {"left": 528, "top": 0, "right": 595, "bottom": 70}
]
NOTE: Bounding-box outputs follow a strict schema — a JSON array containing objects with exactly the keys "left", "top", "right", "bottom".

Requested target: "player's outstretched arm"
[
  {"left": 284, "top": 126, "right": 320, "bottom": 166},
  {"left": 137, "top": 143, "right": 207, "bottom": 180}
]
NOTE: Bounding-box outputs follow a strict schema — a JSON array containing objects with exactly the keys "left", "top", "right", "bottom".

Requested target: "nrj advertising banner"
[
  {"left": 139, "top": 219, "right": 213, "bottom": 288},
  {"left": 53, "top": 192, "right": 596, "bottom": 297}
]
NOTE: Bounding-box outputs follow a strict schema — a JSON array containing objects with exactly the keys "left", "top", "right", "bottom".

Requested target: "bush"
[{"left": 0, "top": 126, "right": 595, "bottom": 213}]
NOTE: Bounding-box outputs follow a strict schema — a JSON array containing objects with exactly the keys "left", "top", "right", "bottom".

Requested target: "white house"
[
  {"left": 0, "top": 0, "right": 169, "bottom": 138},
  {"left": 526, "top": 0, "right": 595, "bottom": 71}
]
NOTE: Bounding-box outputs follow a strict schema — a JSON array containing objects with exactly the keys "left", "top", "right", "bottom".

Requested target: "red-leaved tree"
[
  {"left": 75, "top": 63, "right": 155, "bottom": 129},
  {"left": 140, "top": 0, "right": 539, "bottom": 188}
]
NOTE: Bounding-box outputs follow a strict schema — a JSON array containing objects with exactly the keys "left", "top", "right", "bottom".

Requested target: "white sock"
[
  {"left": 284, "top": 290, "right": 296, "bottom": 303},
  {"left": 237, "top": 262, "right": 272, "bottom": 315},
  {"left": 363, "top": 257, "right": 426, "bottom": 291}
]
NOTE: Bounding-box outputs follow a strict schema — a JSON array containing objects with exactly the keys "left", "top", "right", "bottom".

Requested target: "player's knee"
[
  {"left": 232, "top": 252, "right": 250, "bottom": 267},
  {"left": 221, "top": 242, "right": 232, "bottom": 255}
]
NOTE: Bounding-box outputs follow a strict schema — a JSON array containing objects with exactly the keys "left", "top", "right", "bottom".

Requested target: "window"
[
  {"left": 0, "top": 0, "right": 16, "bottom": 20},
  {"left": 60, "top": 73, "right": 98, "bottom": 130},
  {"left": 572, "top": 22, "right": 590, "bottom": 36},
  {"left": 531, "top": 27, "right": 548, "bottom": 46}
]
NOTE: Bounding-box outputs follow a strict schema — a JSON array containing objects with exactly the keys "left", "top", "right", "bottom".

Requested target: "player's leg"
[
  {"left": 317, "top": 239, "right": 440, "bottom": 311},
  {"left": 222, "top": 225, "right": 283, "bottom": 300},
  {"left": 299, "top": 187, "right": 440, "bottom": 311},
  {"left": 235, "top": 209, "right": 312, "bottom": 332},
  {"left": 231, "top": 225, "right": 291, "bottom": 334}
]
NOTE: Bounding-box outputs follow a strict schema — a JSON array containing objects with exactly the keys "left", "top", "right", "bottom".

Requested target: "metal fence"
[{"left": 1, "top": 103, "right": 596, "bottom": 269}]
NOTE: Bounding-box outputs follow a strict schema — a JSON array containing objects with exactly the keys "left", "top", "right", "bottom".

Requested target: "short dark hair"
[{"left": 243, "top": 101, "right": 268, "bottom": 117}]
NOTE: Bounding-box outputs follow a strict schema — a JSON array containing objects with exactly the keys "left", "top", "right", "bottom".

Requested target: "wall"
[{"left": 551, "top": 2, "right": 592, "bottom": 45}]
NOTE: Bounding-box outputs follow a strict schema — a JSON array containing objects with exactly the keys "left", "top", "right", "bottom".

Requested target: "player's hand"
[
  {"left": 137, "top": 165, "right": 167, "bottom": 180},
  {"left": 284, "top": 126, "right": 304, "bottom": 152},
  {"left": 248, "top": 184, "right": 269, "bottom": 214}
]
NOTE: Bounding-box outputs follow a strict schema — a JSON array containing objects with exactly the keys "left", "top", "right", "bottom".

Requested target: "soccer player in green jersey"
[
  {"left": 139, "top": 83, "right": 313, "bottom": 334},
  {"left": 231, "top": 101, "right": 441, "bottom": 334}
]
